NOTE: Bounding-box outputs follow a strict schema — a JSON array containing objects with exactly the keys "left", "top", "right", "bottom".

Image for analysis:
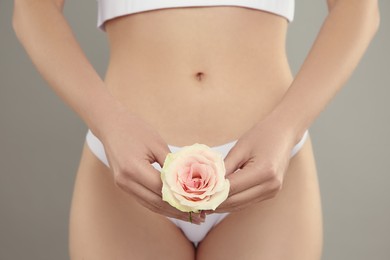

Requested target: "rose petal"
[
  {"left": 175, "top": 179, "right": 230, "bottom": 210},
  {"left": 169, "top": 161, "right": 217, "bottom": 195},
  {"left": 187, "top": 180, "right": 230, "bottom": 211},
  {"left": 161, "top": 143, "right": 229, "bottom": 213},
  {"left": 162, "top": 182, "right": 193, "bottom": 212}
]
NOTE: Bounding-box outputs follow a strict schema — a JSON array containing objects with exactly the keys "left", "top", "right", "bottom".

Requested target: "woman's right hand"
[{"left": 96, "top": 106, "right": 204, "bottom": 224}]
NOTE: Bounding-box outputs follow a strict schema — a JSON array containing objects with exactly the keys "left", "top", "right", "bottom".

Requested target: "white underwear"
[{"left": 85, "top": 129, "right": 309, "bottom": 247}]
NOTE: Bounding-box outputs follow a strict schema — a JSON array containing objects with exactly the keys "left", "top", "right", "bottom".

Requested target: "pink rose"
[{"left": 161, "top": 143, "right": 230, "bottom": 213}]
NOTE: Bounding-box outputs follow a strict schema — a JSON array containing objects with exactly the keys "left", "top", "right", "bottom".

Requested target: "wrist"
[
  {"left": 260, "top": 104, "right": 309, "bottom": 146},
  {"left": 83, "top": 88, "right": 131, "bottom": 141}
]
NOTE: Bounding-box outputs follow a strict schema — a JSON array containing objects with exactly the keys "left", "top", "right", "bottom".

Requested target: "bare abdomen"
[{"left": 102, "top": 6, "right": 294, "bottom": 146}]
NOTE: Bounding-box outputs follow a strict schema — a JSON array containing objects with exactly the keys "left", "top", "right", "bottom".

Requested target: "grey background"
[{"left": 1, "top": 0, "right": 389, "bottom": 259}]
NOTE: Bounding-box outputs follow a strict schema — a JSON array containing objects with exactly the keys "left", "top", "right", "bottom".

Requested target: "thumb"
[{"left": 223, "top": 142, "right": 249, "bottom": 176}]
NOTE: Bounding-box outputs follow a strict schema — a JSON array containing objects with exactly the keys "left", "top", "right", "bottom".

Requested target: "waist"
[
  {"left": 101, "top": 7, "right": 294, "bottom": 146},
  {"left": 103, "top": 65, "right": 293, "bottom": 146}
]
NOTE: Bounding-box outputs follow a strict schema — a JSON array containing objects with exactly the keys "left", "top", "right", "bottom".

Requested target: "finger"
[
  {"left": 118, "top": 167, "right": 206, "bottom": 222},
  {"left": 131, "top": 160, "right": 164, "bottom": 197},
  {"left": 213, "top": 183, "right": 278, "bottom": 213},
  {"left": 132, "top": 181, "right": 205, "bottom": 223},
  {"left": 138, "top": 191, "right": 204, "bottom": 223},
  {"left": 227, "top": 162, "right": 274, "bottom": 197},
  {"left": 223, "top": 141, "right": 249, "bottom": 176},
  {"left": 116, "top": 177, "right": 191, "bottom": 221},
  {"left": 150, "top": 142, "right": 171, "bottom": 169}
]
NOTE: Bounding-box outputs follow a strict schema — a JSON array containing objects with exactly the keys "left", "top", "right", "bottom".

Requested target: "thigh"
[
  {"left": 69, "top": 142, "right": 195, "bottom": 260},
  {"left": 196, "top": 136, "right": 323, "bottom": 260}
]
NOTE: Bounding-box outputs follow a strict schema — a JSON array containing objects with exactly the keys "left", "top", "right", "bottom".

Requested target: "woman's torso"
[{"left": 103, "top": 6, "right": 293, "bottom": 146}]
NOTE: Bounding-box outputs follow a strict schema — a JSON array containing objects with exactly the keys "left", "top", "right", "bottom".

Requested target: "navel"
[{"left": 194, "top": 72, "right": 205, "bottom": 82}]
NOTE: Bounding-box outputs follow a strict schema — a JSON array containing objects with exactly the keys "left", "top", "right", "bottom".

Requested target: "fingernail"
[
  {"left": 192, "top": 220, "right": 201, "bottom": 225},
  {"left": 195, "top": 216, "right": 204, "bottom": 224}
]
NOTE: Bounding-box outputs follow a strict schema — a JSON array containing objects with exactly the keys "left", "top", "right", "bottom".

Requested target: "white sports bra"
[{"left": 96, "top": 0, "right": 295, "bottom": 32}]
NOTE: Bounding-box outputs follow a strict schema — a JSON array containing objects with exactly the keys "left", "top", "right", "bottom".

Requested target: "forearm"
[
  {"left": 266, "top": 0, "right": 380, "bottom": 143},
  {"left": 12, "top": 0, "right": 125, "bottom": 139}
]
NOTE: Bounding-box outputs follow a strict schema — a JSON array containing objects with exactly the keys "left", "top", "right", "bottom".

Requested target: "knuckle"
[
  {"left": 253, "top": 161, "right": 277, "bottom": 178},
  {"left": 114, "top": 162, "right": 138, "bottom": 184},
  {"left": 118, "top": 161, "right": 136, "bottom": 176},
  {"left": 113, "top": 171, "right": 137, "bottom": 196},
  {"left": 113, "top": 171, "right": 128, "bottom": 187},
  {"left": 269, "top": 177, "right": 283, "bottom": 193},
  {"left": 264, "top": 163, "right": 278, "bottom": 179},
  {"left": 262, "top": 179, "right": 282, "bottom": 200},
  {"left": 255, "top": 162, "right": 279, "bottom": 183},
  {"left": 273, "top": 175, "right": 283, "bottom": 188}
]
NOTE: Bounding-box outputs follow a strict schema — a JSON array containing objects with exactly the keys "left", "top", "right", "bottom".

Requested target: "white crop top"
[{"left": 96, "top": 0, "right": 295, "bottom": 32}]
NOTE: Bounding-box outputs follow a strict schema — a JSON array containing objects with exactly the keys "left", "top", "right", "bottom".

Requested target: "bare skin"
[
  {"left": 103, "top": 7, "right": 293, "bottom": 146},
  {"left": 70, "top": 133, "right": 322, "bottom": 259},
  {"left": 12, "top": 0, "right": 379, "bottom": 259},
  {"left": 71, "top": 7, "right": 314, "bottom": 259},
  {"left": 71, "top": 6, "right": 316, "bottom": 259}
]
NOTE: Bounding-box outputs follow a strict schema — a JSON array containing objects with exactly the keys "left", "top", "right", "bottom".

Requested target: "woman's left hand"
[{"left": 209, "top": 117, "right": 300, "bottom": 213}]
